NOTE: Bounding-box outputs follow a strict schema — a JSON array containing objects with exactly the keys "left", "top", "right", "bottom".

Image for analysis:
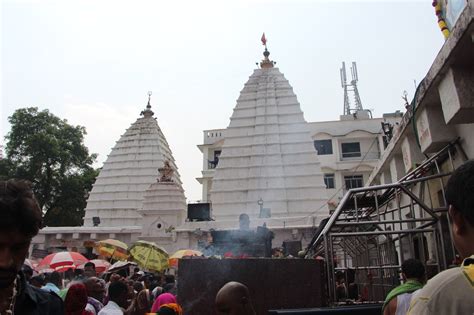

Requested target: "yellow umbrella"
[
  {"left": 129, "top": 240, "right": 169, "bottom": 272},
  {"left": 96, "top": 239, "right": 129, "bottom": 261}
]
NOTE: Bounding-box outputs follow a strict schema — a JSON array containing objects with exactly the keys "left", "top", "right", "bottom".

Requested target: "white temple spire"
[{"left": 210, "top": 54, "right": 327, "bottom": 221}]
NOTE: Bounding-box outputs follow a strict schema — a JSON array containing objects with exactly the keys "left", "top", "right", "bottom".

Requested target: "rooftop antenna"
[{"left": 340, "top": 61, "right": 364, "bottom": 115}]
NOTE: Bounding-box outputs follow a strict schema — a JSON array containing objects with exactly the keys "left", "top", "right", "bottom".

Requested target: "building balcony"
[{"left": 339, "top": 151, "right": 380, "bottom": 162}]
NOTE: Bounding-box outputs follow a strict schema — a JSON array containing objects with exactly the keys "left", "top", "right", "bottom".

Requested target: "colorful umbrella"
[
  {"left": 108, "top": 261, "right": 137, "bottom": 273},
  {"left": 77, "top": 259, "right": 111, "bottom": 273},
  {"left": 129, "top": 241, "right": 169, "bottom": 271},
  {"left": 129, "top": 241, "right": 169, "bottom": 272},
  {"left": 37, "top": 251, "right": 88, "bottom": 271},
  {"left": 169, "top": 249, "right": 202, "bottom": 268},
  {"left": 96, "top": 239, "right": 129, "bottom": 261}
]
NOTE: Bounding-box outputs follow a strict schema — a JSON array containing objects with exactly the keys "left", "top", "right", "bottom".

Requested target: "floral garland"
[{"left": 432, "top": 0, "right": 450, "bottom": 38}]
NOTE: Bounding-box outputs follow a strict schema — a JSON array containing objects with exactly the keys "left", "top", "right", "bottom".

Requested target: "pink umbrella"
[
  {"left": 37, "top": 251, "right": 88, "bottom": 270},
  {"left": 77, "top": 259, "right": 111, "bottom": 273}
]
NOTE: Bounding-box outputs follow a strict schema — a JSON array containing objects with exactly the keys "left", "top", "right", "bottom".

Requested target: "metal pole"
[
  {"left": 437, "top": 220, "right": 448, "bottom": 269},
  {"left": 329, "top": 235, "right": 337, "bottom": 303},
  {"left": 433, "top": 229, "right": 441, "bottom": 273}
]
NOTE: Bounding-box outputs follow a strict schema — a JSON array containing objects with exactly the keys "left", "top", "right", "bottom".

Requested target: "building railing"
[
  {"left": 340, "top": 151, "right": 380, "bottom": 161},
  {"left": 203, "top": 129, "right": 225, "bottom": 145}
]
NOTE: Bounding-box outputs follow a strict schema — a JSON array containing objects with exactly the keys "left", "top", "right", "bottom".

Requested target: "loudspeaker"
[
  {"left": 92, "top": 216, "right": 101, "bottom": 227},
  {"left": 283, "top": 240, "right": 302, "bottom": 256},
  {"left": 187, "top": 203, "right": 211, "bottom": 221}
]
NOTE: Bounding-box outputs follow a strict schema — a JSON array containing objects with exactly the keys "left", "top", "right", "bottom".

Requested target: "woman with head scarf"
[
  {"left": 151, "top": 292, "right": 176, "bottom": 313},
  {"left": 64, "top": 283, "right": 94, "bottom": 315}
]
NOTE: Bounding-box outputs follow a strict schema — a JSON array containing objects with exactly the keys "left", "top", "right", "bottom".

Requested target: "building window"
[
  {"left": 314, "top": 140, "right": 333, "bottom": 155},
  {"left": 324, "top": 174, "right": 335, "bottom": 189},
  {"left": 341, "top": 142, "right": 361, "bottom": 158},
  {"left": 344, "top": 175, "right": 364, "bottom": 190}
]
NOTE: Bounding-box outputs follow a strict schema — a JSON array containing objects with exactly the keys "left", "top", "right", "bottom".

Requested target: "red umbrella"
[
  {"left": 38, "top": 252, "right": 88, "bottom": 270},
  {"left": 77, "top": 259, "right": 111, "bottom": 273}
]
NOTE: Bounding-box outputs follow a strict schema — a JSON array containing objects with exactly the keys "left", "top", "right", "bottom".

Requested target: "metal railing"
[
  {"left": 306, "top": 140, "right": 461, "bottom": 305},
  {"left": 340, "top": 151, "right": 380, "bottom": 161}
]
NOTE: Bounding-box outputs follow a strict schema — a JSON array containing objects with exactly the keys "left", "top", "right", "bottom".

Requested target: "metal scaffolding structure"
[{"left": 306, "top": 139, "right": 463, "bottom": 305}]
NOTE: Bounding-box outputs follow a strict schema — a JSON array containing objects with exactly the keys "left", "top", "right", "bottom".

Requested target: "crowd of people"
[
  {"left": 22, "top": 262, "right": 183, "bottom": 315},
  {"left": 0, "top": 178, "right": 256, "bottom": 314}
]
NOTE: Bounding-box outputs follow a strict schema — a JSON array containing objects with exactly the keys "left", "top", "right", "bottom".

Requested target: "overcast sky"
[{"left": 1, "top": 0, "right": 444, "bottom": 201}]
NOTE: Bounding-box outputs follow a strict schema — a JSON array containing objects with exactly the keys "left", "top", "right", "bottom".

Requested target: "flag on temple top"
[{"left": 261, "top": 33, "right": 267, "bottom": 46}]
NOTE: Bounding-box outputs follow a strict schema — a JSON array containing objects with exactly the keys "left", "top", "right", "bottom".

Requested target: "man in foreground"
[
  {"left": 215, "top": 281, "right": 256, "bottom": 315},
  {"left": 0, "top": 179, "right": 63, "bottom": 314},
  {"left": 409, "top": 160, "right": 474, "bottom": 314},
  {"left": 383, "top": 259, "right": 424, "bottom": 315},
  {"left": 42, "top": 271, "right": 62, "bottom": 293},
  {"left": 85, "top": 276, "right": 106, "bottom": 314},
  {"left": 99, "top": 280, "right": 129, "bottom": 315}
]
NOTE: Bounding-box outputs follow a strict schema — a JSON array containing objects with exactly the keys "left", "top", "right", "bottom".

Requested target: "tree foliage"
[{"left": 1, "top": 107, "right": 99, "bottom": 226}]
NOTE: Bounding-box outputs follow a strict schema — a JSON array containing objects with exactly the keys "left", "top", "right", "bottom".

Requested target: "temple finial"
[
  {"left": 147, "top": 91, "right": 152, "bottom": 109},
  {"left": 140, "top": 91, "right": 154, "bottom": 117},
  {"left": 260, "top": 33, "right": 274, "bottom": 69}
]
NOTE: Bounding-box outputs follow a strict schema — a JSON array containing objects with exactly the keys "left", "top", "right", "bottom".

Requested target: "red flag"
[{"left": 261, "top": 32, "right": 267, "bottom": 46}]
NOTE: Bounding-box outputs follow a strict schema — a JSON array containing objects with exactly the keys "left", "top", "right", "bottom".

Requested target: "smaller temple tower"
[
  {"left": 138, "top": 160, "right": 186, "bottom": 245},
  {"left": 83, "top": 93, "right": 182, "bottom": 227}
]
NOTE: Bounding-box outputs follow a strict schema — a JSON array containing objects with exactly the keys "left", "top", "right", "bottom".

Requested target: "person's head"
[
  {"left": 65, "top": 267, "right": 75, "bottom": 280},
  {"left": 22, "top": 264, "right": 34, "bottom": 281},
  {"left": 401, "top": 259, "right": 425, "bottom": 282},
  {"left": 133, "top": 281, "right": 144, "bottom": 293},
  {"left": 85, "top": 276, "right": 105, "bottom": 302},
  {"left": 30, "top": 274, "right": 45, "bottom": 288},
  {"left": 109, "top": 272, "right": 123, "bottom": 286},
  {"left": 74, "top": 268, "right": 84, "bottom": 279},
  {"left": 108, "top": 280, "right": 129, "bottom": 308},
  {"left": 446, "top": 160, "right": 474, "bottom": 259},
  {"left": 164, "top": 274, "right": 175, "bottom": 284},
  {"left": 84, "top": 261, "right": 96, "bottom": 277},
  {"left": 155, "top": 293, "right": 176, "bottom": 309},
  {"left": 64, "top": 283, "right": 88, "bottom": 315},
  {"left": 0, "top": 179, "right": 42, "bottom": 289},
  {"left": 49, "top": 271, "right": 62, "bottom": 287},
  {"left": 158, "top": 303, "right": 183, "bottom": 315},
  {"left": 215, "top": 281, "right": 255, "bottom": 315},
  {"left": 163, "top": 282, "right": 176, "bottom": 294}
]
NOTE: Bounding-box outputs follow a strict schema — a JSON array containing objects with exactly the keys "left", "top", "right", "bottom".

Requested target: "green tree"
[{"left": 1, "top": 107, "right": 98, "bottom": 226}]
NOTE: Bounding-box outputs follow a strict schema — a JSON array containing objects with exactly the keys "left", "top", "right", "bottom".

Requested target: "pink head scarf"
[{"left": 151, "top": 293, "right": 177, "bottom": 312}]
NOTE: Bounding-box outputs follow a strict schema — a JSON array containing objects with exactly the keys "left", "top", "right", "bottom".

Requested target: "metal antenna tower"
[{"left": 340, "top": 61, "right": 364, "bottom": 115}]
